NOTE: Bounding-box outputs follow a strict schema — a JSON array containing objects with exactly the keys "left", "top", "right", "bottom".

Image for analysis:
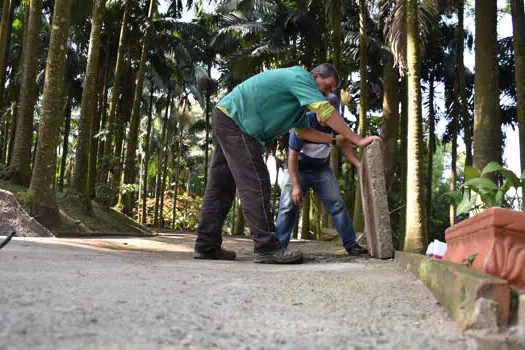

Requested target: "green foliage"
[
  {"left": 442, "top": 162, "right": 525, "bottom": 216},
  {"left": 137, "top": 189, "right": 202, "bottom": 231}
]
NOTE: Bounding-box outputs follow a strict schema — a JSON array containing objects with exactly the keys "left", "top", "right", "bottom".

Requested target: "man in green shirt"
[{"left": 193, "top": 63, "right": 381, "bottom": 264}]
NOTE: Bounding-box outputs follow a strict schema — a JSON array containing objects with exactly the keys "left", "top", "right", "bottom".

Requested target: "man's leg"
[
  {"left": 212, "top": 111, "right": 302, "bottom": 263},
  {"left": 275, "top": 170, "right": 305, "bottom": 248},
  {"left": 194, "top": 111, "right": 237, "bottom": 258},
  {"left": 311, "top": 164, "right": 363, "bottom": 252}
]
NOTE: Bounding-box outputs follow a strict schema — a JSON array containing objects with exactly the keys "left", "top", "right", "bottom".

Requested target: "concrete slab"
[
  {"left": 395, "top": 250, "right": 510, "bottom": 329},
  {"left": 359, "top": 140, "right": 394, "bottom": 258},
  {"left": 0, "top": 236, "right": 472, "bottom": 349}
]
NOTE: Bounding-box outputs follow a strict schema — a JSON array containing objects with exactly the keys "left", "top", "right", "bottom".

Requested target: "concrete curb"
[{"left": 395, "top": 250, "right": 510, "bottom": 330}]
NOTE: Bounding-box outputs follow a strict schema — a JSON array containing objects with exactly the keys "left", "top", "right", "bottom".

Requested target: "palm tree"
[
  {"left": 70, "top": 0, "right": 107, "bottom": 212},
  {"left": 403, "top": 0, "right": 426, "bottom": 253},
  {"left": 99, "top": 0, "right": 130, "bottom": 185},
  {"left": 352, "top": 0, "right": 368, "bottom": 233},
  {"left": 27, "top": 0, "right": 72, "bottom": 223},
  {"left": 511, "top": 0, "right": 525, "bottom": 182},
  {"left": 4, "top": 0, "right": 42, "bottom": 186},
  {"left": 457, "top": 0, "right": 471, "bottom": 169},
  {"left": 473, "top": 1, "right": 500, "bottom": 176},
  {"left": 0, "top": 0, "right": 13, "bottom": 103},
  {"left": 118, "top": 0, "right": 156, "bottom": 215}
]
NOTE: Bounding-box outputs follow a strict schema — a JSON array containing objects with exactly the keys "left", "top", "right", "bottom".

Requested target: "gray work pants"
[{"left": 195, "top": 108, "right": 282, "bottom": 253}]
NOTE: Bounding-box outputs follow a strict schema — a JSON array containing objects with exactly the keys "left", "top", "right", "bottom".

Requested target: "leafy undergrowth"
[{"left": 1, "top": 181, "right": 154, "bottom": 237}]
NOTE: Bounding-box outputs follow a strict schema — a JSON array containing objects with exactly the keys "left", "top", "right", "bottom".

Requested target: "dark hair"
[{"left": 311, "top": 63, "right": 341, "bottom": 88}]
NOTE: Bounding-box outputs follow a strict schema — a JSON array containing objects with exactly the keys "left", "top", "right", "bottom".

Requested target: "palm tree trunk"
[
  {"left": 27, "top": 0, "right": 72, "bottom": 224},
  {"left": 100, "top": 0, "right": 130, "bottom": 184},
  {"left": 71, "top": 0, "right": 106, "bottom": 211},
  {"left": 234, "top": 204, "right": 245, "bottom": 235},
  {"left": 154, "top": 90, "right": 170, "bottom": 226},
  {"left": 450, "top": 89, "right": 457, "bottom": 225},
  {"left": 353, "top": 0, "right": 368, "bottom": 233},
  {"left": 403, "top": 0, "right": 426, "bottom": 253},
  {"left": 89, "top": 45, "right": 110, "bottom": 198},
  {"left": 512, "top": 0, "right": 525, "bottom": 197},
  {"left": 204, "top": 64, "right": 212, "bottom": 189},
  {"left": 300, "top": 189, "right": 310, "bottom": 239},
  {"left": 330, "top": 0, "right": 342, "bottom": 186},
  {"left": 119, "top": 0, "right": 155, "bottom": 215},
  {"left": 0, "top": 0, "right": 12, "bottom": 103},
  {"left": 5, "top": 0, "right": 42, "bottom": 186},
  {"left": 458, "top": 0, "right": 472, "bottom": 169},
  {"left": 160, "top": 145, "right": 170, "bottom": 228},
  {"left": 172, "top": 126, "right": 183, "bottom": 228},
  {"left": 427, "top": 75, "right": 436, "bottom": 231},
  {"left": 473, "top": 1, "right": 500, "bottom": 177},
  {"left": 380, "top": 54, "right": 399, "bottom": 189},
  {"left": 58, "top": 96, "right": 71, "bottom": 193},
  {"left": 141, "top": 85, "right": 155, "bottom": 224}
]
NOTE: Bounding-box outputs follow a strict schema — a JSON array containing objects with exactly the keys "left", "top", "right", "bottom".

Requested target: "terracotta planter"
[{"left": 444, "top": 207, "right": 525, "bottom": 290}]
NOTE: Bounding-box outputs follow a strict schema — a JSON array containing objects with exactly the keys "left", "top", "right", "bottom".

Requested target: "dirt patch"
[{"left": 0, "top": 189, "right": 54, "bottom": 237}]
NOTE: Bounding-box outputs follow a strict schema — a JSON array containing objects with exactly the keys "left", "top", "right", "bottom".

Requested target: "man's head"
[{"left": 311, "top": 63, "right": 340, "bottom": 97}]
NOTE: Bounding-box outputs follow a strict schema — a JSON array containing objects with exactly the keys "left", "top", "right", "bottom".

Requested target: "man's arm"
[
  {"left": 288, "top": 149, "right": 303, "bottom": 206},
  {"left": 304, "top": 102, "right": 382, "bottom": 147},
  {"left": 324, "top": 110, "right": 382, "bottom": 147}
]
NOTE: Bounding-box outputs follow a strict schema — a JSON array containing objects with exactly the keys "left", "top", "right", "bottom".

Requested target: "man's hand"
[
  {"left": 291, "top": 184, "right": 303, "bottom": 207},
  {"left": 357, "top": 135, "right": 383, "bottom": 147}
]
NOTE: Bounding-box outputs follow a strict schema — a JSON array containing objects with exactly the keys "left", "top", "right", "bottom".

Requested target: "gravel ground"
[{"left": 0, "top": 235, "right": 474, "bottom": 349}]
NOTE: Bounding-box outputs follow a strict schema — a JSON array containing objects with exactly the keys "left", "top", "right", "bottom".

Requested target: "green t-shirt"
[{"left": 217, "top": 66, "right": 326, "bottom": 148}]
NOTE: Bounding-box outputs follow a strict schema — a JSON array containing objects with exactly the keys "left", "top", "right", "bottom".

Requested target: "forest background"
[{"left": 0, "top": 0, "right": 523, "bottom": 253}]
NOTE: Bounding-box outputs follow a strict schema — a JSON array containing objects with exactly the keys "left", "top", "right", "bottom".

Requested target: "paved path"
[{"left": 0, "top": 235, "right": 472, "bottom": 349}]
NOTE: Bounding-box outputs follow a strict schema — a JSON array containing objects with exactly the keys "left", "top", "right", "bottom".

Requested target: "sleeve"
[
  {"left": 288, "top": 129, "right": 304, "bottom": 152},
  {"left": 326, "top": 93, "right": 341, "bottom": 113},
  {"left": 288, "top": 68, "right": 327, "bottom": 107},
  {"left": 306, "top": 101, "right": 335, "bottom": 123}
]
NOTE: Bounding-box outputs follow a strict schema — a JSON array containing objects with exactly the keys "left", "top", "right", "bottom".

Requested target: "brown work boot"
[
  {"left": 253, "top": 248, "right": 303, "bottom": 264},
  {"left": 193, "top": 248, "right": 236, "bottom": 260}
]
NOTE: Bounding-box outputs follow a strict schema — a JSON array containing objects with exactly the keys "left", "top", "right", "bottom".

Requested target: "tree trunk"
[
  {"left": 58, "top": 97, "right": 71, "bottom": 193},
  {"left": 5, "top": 0, "right": 42, "bottom": 186},
  {"left": 160, "top": 145, "right": 170, "bottom": 228},
  {"left": 141, "top": 85, "right": 155, "bottom": 224},
  {"left": 403, "top": 0, "right": 427, "bottom": 253},
  {"left": 234, "top": 204, "right": 245, "bottom": 235},
  {"left": 0, "top": 0, "right": 12, "bottom": 103},
  {"left": 380, "top": 54, "right": 399, "bottom": 189},
  {"left": 398, "top": 77, "right": 408, "bottom": 247},
  {"left": 154, "top": 89, "right": 170, "bottom": 226},
  {"left": 427, "top": 75, "right": 436, "bottom": 231},
  {"left": 27, "top": 0, "right": 72, "bottom": 224},
  {"left": 300, "top": 189, "right": 311, "bottom": 239},
  {"left": 99, "top": 0, "right": 130, "bottom": 184},
  {"left": 353, "top": 0, "right": 368, "bottom": 233},
  {"left": 473, "top": 1, "right": 500, "bottom": 177},
  {"left": 512, "top": 0, "right": 525, "bottom": 197},
  {"left": 450, "top": 88, "right": 457, "bottom": 225},
  {"left": 70, "top": 0, "right": 106, "bottom": 212},
  {"left": 458, "top": 0, "right": 472, "bottom": 169},
  {"left": 119, "top": 0, "right": 155, "bottom": 215},
  {"left": 172, "top": 125, "right": 183, "bottom": 228},
  {"left": 89, "top": 45, "right": 110, "bottom": 198}
]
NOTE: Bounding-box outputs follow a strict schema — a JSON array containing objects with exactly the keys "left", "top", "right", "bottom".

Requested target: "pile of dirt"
[{"left": 0, "top": 189, "right": 54, "bottom": 237}]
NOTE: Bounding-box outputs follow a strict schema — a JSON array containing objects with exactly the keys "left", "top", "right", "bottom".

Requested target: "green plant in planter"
[{"left": 442, "top": 162, "right": 525, "bottom": 216}]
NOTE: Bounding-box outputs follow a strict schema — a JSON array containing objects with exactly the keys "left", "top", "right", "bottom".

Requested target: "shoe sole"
[
  {"left": 253, "top": 254, "right": 304, "bottom": 264},
  {"left": 193, "top": 252, "right": 236, "bottom": 260}
]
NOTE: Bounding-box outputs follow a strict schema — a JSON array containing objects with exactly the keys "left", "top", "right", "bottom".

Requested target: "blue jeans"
[{"left": 275, "top": 164, "right": 357, "bottom": 250}]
